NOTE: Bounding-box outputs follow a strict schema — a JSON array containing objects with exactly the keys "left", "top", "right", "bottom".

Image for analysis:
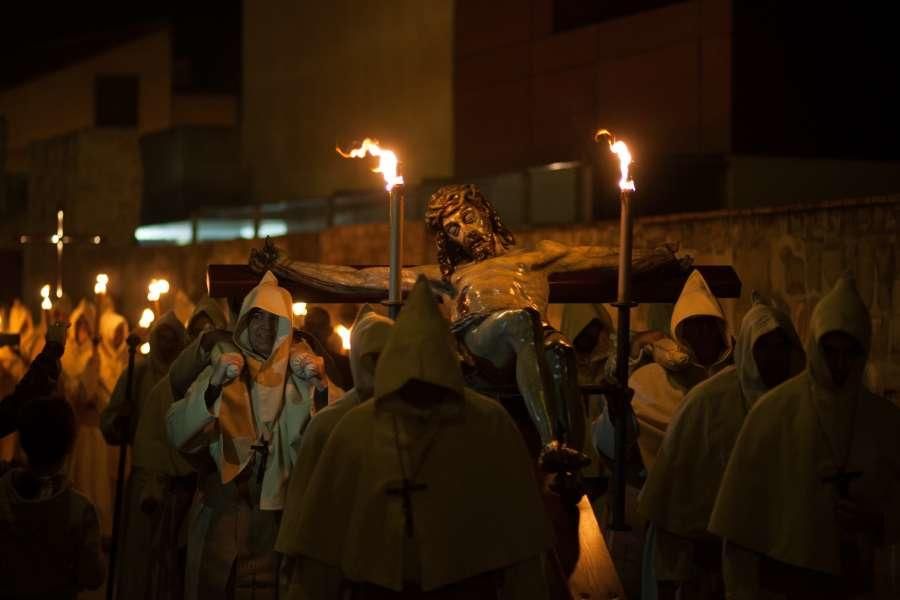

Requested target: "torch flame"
[
  {"left": 139, "top": 308, "right": 155, "bottom": 329},
  {"left": 595, "top": 129, "right": 635, "bottom": 192},
  {"left": 94, "top": 273, "right": 109, "bottom": 295},
  {"left": 337, "top": 138, "right": 404, "bottom": 191},
  {"left": 334, "top": 324, "right": 352, "bottom": 351}
]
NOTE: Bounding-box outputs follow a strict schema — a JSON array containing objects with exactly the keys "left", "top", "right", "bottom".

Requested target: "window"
[
  {"left": 94, "top": 75, "right": 139, "bottom": 127},
  {"left": 553, "top": 0, "right": 686, "bottom": 33}
]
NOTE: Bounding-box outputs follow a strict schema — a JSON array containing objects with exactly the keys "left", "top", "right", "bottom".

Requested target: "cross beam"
[
  {"left": 206, "top": 263, "right": 742, "bottom": 303},
  {"left": 18, "top": 209, "right": 102, "bottom": 298}
]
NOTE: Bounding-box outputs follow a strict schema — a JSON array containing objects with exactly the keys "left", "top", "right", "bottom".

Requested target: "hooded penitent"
[
  {"left": 166, "top": 271, "right": 313, "bottom": 511},
  {"left": 97, "top": 311, "right": 129, "bottom": 399},
  {"left": 61, "top": 300, "right": 98, "bottom": 387},
  {"left": 101, "top": 311, "right": 187, "bottom": 446},
  {"left": 133, "top": 299, "right": 227, "bottom": 477},
  {"left": 289, "top": 276, "right": 552, "bottom": 594},
  {"left": 630, "top": 270, "right": 733, "bottom": 472},
  {"left": 0, "top": 299, "right": 43, "bottom": 368},
  {"left": 639, "top": 296, "right": 805, "bottom": 540},
  {"left": 560, "top": 303, "right": 614, "bottom": 384},
  {"left": 101, "top": 311, "right": 188, "bottom": 600},
  {"left": 169, "top": 297, "right": 230, "bottom": 400},
  {"left": 710, "top": 275, "right": 900, "bottom": 583},
  {"left": 276, "top": 304, "right": 393, "bottom": 557}
]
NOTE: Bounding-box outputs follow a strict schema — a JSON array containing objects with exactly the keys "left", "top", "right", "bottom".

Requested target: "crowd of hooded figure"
[{"left": 0, "top": 263, "right": 897, "bottom": 600}]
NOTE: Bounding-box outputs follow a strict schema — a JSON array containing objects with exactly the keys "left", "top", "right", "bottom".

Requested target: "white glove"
[
  {"left": 290, "top": 350, "right": 327, "bottom": 391},
  {"left": 210, "top": 352, "right": 244, "bottom": 386}
]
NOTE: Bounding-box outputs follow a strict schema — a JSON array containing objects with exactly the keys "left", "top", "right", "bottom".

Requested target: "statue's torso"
[{"left": 449, "top": 251, "right": 549, "bottom": 323}]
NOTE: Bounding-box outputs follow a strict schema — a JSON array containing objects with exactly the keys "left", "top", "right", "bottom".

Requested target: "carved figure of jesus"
[{"left": 251, "top": 184, "right": 680, "bottom": 459}]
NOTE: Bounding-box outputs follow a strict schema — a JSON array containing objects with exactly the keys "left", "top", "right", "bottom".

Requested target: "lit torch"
[
  {"left": 291, "top": 301, "right": 308, "bottom": 328},
  {"left": 595, "top": 128, "right": 635, "bottom": 532},
  {"left": 338, "top": 138, "right": 405, "bottom": 318},
  {"left": 139, "top": 308, "right": 155, "bottom": 330},
  {"left": 93, "top": 274, "right": 109, "bottom": 339},
  {"left": 334, "top": 324, "right": 352, "bottom": 352},
  {"left": 40, "top": 284, "right": 53, "bottom": 314},
  {"left": 147, "top": 278, "right": 170, "bottom": 316}
]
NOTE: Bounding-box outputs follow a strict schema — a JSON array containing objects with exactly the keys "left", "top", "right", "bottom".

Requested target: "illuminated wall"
[
  {"left": 0, "top": 29, "right": 173, "bottom": 172},
  {"left": 242, "top": 0, "right": 455, "bottom": 202},
  {"left": 454, "top": 0, "right": 733, "bottom": 177}
]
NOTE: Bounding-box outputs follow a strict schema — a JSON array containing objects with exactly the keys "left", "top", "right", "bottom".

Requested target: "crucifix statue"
[
  {"left": 19, "top": 209, "right": 102, "bottom": 298},
  {"left": 249, "top": 184, "right": 688, "bottom": 470}
]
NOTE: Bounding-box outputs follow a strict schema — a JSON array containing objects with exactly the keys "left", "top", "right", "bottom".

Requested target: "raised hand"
[
  {"left": 210, "top": 352, "right": 244, "bottom": 386},
  {"left": 290, "top": 349, "right": 327, "bottom": 391},
  {"left": 46, "top": 321, "right": 69, "bottom": 348}
]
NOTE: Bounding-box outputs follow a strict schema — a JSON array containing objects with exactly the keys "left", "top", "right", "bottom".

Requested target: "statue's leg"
[
  {"left": 463, "top": 310, "right": 555, "bottom": 446},
  {"left": 543, "top": 333, "right": 586, "bottom": 452}
]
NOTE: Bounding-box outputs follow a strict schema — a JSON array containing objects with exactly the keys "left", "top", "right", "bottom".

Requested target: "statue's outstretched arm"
[
  {"left": 534, "top": 240, "right": 685, "bottom": 274},
  {"left": 249, "top": 240, "right": 453, "bottom": 296}
]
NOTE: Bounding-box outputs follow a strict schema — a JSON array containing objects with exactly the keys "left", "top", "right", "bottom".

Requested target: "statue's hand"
[{"left": 249, "top": 238, "right": 283, "bottom": 273}]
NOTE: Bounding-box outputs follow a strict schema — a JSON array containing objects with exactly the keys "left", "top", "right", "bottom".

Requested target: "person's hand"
[
  {"left": 290, "top": 349, "right": 327, "bottom": 391},
  {"left": 210, "top": 352, "right": 244, "bottom": 386},
  {"left": 46, "top": 321, "right": 69, "bottom": 347}
]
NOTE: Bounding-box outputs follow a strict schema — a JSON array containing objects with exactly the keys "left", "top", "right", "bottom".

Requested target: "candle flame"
[
  {"left": 40, "top": 284, "right": 51, "bottom": 299},
  {"left": 292, "top": 302, "right": 308, "bottom": 317},
  {"left": 140, "top": 342, "right": 150, "bottom": 355},
  {"left": 147, "top": 278, "right": 170, "bottom": 301},
  {"left": 334, "top": 324, "right": 352, "bottom": 351},
  {"left": 139, "top": 308, "right": 155, "bottom": 329},
  {"left": 595, "top": 129, "right": 635, "bottom": 192},
  {"left": 96, "top": 274, "right": 109, "bottom": 285},
  {"left": 41, "top": 297, "right": 53, "bottom": 311},
  {"left": 337, "top": 138, "right": 404, "bottom": 191}
]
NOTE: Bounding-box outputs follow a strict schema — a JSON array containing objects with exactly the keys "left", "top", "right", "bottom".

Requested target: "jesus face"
[{"left": 442, "top": 202, "right": 495, "bottom": 262}]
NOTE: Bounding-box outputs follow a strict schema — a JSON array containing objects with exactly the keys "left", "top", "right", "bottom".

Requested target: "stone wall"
[
  {"left": 242, "top": 0, "right": 454, "bottom": 201},
  {"left": 293, "top": 194, "right": 900, "bottom": 397},
  {"left": 18, "top": 194, "right": 900, "bottom": 397}
]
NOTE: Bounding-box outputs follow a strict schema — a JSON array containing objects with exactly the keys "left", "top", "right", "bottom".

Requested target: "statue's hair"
[{"left": 424, "top": 184, "right": 515, "bottom": 281}]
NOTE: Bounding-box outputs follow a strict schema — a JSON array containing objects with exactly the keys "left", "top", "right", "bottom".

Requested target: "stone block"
[
  {"left": 855, "top": 239, "right": 876, "bottom": 308},
  {"left": 804, "top": 239, "right": 823, "bottom": 295},
  {"left": 821, "top": 247, "right": 844, "bottom": 291}
]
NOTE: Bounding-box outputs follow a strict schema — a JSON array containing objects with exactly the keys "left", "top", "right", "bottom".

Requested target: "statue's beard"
[{"left": 463, "top": 231, "right": 495, "bottom": 262}]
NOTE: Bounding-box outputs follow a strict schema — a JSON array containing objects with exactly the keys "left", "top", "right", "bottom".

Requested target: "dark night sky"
[{"left": 0, "top": 2, "right": 241, "bottom": 93}]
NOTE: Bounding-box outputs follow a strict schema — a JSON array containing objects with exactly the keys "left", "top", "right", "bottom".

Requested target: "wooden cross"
[
  {"left": 18, "top": 209, "right": 102, "bottom": 299},
  {"left": 822, "top": 469, "right": 863, "bottom": 499},
  {"left": 386, "top": 478, "right": 428, "bottom": 537}
]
